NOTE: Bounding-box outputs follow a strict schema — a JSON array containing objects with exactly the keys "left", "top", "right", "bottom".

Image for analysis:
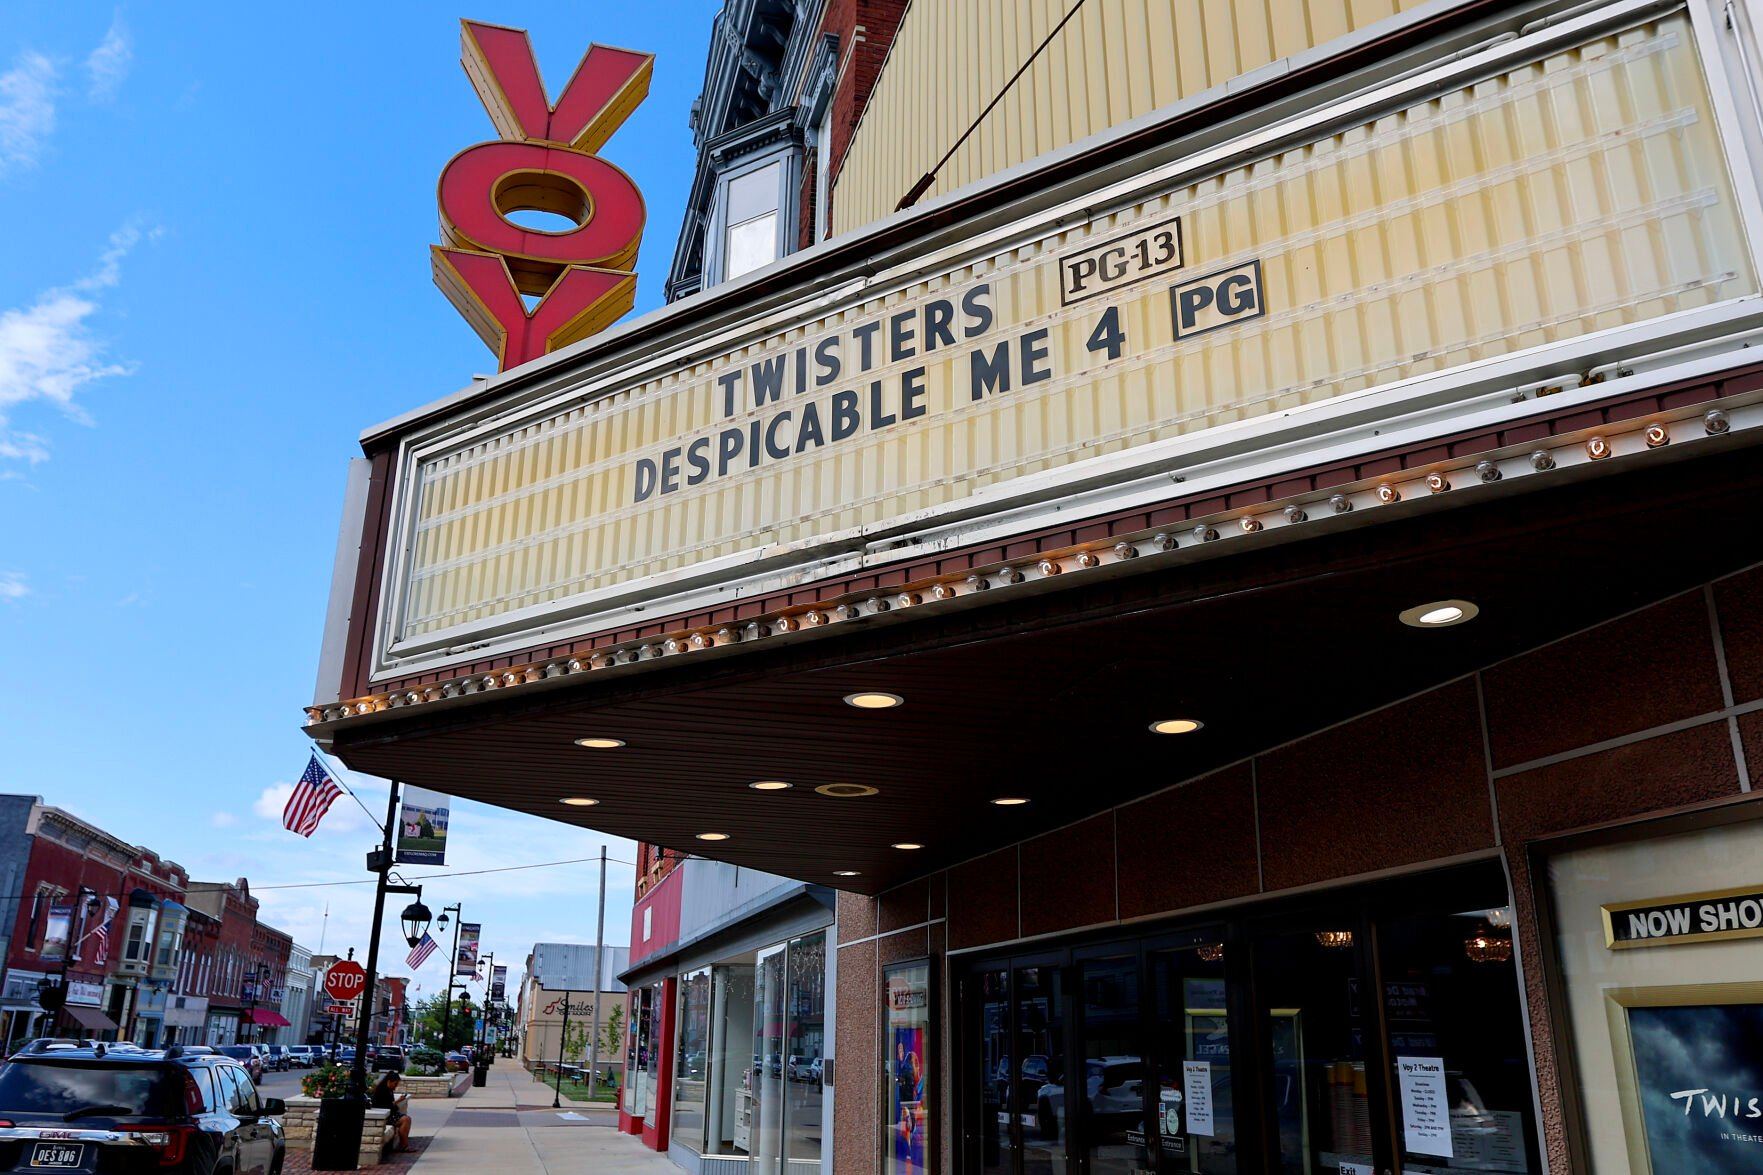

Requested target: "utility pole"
[{"left": 587, "top": 845, "right": 607, "bottom": 1091}]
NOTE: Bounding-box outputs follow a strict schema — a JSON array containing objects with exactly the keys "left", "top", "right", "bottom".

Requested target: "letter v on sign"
[{"left": 434, "top": 20, "right": 654, "bottom": 371}]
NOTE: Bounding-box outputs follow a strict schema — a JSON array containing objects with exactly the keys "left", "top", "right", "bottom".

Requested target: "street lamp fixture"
[{"left": 400, "top": 899, "right": 432, "bottom": 948}]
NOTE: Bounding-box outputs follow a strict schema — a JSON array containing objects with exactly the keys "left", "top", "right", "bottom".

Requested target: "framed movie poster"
[
  {"left": 883, "top": 957, "right": 936, "bottom": 1175},
  {"left": 1607, "top": 983, "right": 1763, "bottom": 1173}
]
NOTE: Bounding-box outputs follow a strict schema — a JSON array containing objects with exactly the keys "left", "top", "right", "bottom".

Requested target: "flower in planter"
[{"left": 301, "top": 1064, "right": 355, "bottom": 1099}]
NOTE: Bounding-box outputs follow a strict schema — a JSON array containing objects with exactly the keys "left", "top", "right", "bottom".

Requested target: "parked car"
[
  {"left": 260, "top": 1046, "right": 290, "bottom": 1072},
  {"left": 0, "top": 1044, "right": 284, "bottom": 1175},
  {"left": 283, "top": 1046, "right": 314, "bottom": 1068},
  {"left": 372, "top": 1047, "right": 406, "bottom": 1074},
  {"left": 214, "top": 1045, "right": 263, "bottom": 1082},
  {"left": 807, "top": 1057, "right": 824, "bottom": 1086},
  {"left": 8, "top": 1038, "right": 94, "bottom": 1058},
  {"left": 787, "top": 1055, "right": 817, "bottom": 1082}
]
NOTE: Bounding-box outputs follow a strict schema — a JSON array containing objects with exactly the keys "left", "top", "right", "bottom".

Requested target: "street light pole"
[
  {"left": 437, "top": 904, "right": 462, "bottom": 1052},
  {"left": 551, "top": 990, "right": 573, "bottom": 1109},
  {"left": 476, "top": 952, "right": 494, "bottom": 1055},
  {"left": 348, "top": 780, "right": 403, "bottom": 1101}
]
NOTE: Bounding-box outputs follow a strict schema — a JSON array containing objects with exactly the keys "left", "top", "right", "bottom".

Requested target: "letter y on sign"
[{"left": 434, "top": 20, "right": 654, "bottom": 370}]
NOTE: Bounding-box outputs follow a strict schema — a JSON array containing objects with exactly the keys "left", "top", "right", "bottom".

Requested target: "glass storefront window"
[
  {"left": 708, "top": 961, "right": 756, "bottom": 1156},
  {"left": 1150, "top": 943, "right": 1235, "bottom": 1173},
  {"left": 786, "top": 931, "right": 826, "bottom": 1165},
  {"left": 1076, "top": 955, "right": 1140, "bottom": 1175},
  {"left": 675, "top": 968, "right": 711, "bottom": 1153},
  {"left": 1377, "top": 905, "right": 1539, "bottom": 1174},
  {"left": 1017, "top": 965, "right": 1065, "bottom": 1174},
  {"left": 1550, "top": 818, "right": 1763, "bottom": 1173},
  {"left": 754, "top": 944, "right": 788, "bottom": 1174},
  {"left": 973, "top": 968, "right": 1011, "bottom": 1175},
  {"left": 1255, "top": 926, "right": 1374, "bottom": 1175}
]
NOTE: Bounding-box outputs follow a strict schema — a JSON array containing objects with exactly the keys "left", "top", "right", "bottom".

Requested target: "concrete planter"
[
  {"left": 282, "top": 1096, "right": 393, "bottom": 1158},
  {"left": 400, "top": 1074, "right": 470, "bottom": 1098}
]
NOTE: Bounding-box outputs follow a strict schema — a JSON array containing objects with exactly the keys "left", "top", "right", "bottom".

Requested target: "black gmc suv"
[{"left": 0, "top": 1045, "right": 284, "bottom": 1175}]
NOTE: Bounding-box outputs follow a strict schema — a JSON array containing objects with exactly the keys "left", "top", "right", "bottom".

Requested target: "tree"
[
  {"left": 562, "top": 1019, "right": 589, "bottom": 1064},
  {"left": 601, "top": 1003, "right": 625, "bottom": 1061},
  {"left": 409, "top": 992, "right": 475, "bottom": 1052}
]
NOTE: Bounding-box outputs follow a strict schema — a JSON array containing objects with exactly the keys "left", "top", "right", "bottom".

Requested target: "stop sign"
[{"left": 324, "top": 961, "right": 367, "bottom": 1001}]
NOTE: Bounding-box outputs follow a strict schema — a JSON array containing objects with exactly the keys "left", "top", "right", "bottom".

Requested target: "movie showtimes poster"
[
  {"left": 885, "top": 958, "right": 932, "bottom": 1175},
  {"left": 1630, "top": 1001, "right": 1763, "bottom": 1172}
]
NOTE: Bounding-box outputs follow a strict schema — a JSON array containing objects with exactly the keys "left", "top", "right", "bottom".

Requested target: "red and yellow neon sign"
[{"left": 433, "top": 20, "right": 653, "bottom": 371}]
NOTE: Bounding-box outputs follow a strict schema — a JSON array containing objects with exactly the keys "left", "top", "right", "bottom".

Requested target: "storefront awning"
[
  {"left": 245, "top": 1008, "right": 290, "bottom": 1027},
  {"left": 62, "top": 1006, "right": 119, "bottom": 1032}
]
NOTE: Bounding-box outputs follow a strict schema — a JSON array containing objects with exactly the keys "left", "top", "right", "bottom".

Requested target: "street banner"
[
  {"left": 395, "top": 785, "right": 451, "bottom": 865},
  {"left": 455, "top": 923, "right": 481, "bottom": 975},
  {"left": 491, "top": 964, "right": 507, "bottom": 1002},
  {"left": 40, "top": 905, "right": 72, "bottom": 963}
]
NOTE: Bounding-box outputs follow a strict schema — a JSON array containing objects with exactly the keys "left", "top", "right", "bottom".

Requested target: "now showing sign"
[{"left": 1603, "top": 885, "right": 1763, "bottom": 949}]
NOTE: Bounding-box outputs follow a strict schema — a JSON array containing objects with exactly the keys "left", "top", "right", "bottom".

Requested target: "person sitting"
[{"left": 370, "top": 1071, "right": 412, "bottom": 1152}]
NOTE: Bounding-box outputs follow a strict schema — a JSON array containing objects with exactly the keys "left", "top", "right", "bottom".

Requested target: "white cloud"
[
  {"left": 0, "top": 224, "right": 150, "bottom": 466},
  {"left": 0, "top": 51, "right": 55, "bottom": 177},
  {"left": 253, "top": 783, "right": 294, "bottom": 821},
  {"left": 210, "top": 811, "right": 237, "bottom": 828},
  {"left": 85, "top": 14, "right": 131, "bottom": 102},
  {"left": 0, "top": 571, "right": 27, "bottom": 601}
]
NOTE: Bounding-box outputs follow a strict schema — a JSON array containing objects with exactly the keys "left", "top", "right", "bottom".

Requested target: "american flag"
[
  {"left": 284, "top": 755, "right": 343, "bottom": 837},
  {"left": 88, "top": 897, "right": 119, "bottom": 966},
  {"left": 406, "top": 932, "right": 439, "bottom": 970}
]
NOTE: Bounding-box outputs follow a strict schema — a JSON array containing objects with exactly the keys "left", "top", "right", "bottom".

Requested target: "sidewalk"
[{"left": 400, "top": 1064, "right": 672, "bottom": 1175}]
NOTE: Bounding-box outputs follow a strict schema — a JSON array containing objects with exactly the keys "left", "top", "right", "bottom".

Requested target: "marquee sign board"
[
  {"left": 433, "top": 20, "right": 653, "bottom": 371},
  {"left": 374, "top": 13, "right": 1755, "bottom": 680}
]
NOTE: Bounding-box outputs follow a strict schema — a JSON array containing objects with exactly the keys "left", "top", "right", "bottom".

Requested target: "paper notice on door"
[
  {"left": 1397, "top": 1056, "right": 1454, "bottom": 1158},
  {"left": 1181, "top": 1061, "right": 1214, "bottom": 1136}
]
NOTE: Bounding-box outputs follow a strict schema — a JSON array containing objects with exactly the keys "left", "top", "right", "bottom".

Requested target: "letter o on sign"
[{"left": 439, "top": 141, "right": 645, "bottom": 292}]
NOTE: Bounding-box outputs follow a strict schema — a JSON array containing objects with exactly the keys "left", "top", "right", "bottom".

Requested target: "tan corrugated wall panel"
[
  {"left": 393, "top": 17, "right": 1752, "bottom": 648},
  {"left": 833, "top": 0, "right": 1435, "bottom": 234}
]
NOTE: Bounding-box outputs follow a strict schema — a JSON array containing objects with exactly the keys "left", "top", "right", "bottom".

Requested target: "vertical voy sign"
[{"left": 433, "top": 20, "right": 653, "bottom": 370}]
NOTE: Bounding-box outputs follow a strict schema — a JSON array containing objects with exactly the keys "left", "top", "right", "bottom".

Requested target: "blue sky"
[{"left": 0, "top": 2, "right": 720, "bottom": 992}]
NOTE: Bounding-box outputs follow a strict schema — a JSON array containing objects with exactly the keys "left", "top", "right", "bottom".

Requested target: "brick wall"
[
  {"left": 834, "top": 560, "right": 1763, "bottom": 1173},
  {"left": 818, "top": 0, "right": 910, "bottom": 226}
]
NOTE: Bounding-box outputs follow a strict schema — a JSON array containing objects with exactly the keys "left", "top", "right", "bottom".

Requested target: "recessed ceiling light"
[
  {"left": 815, "top": 783, "right": 880, "bottom": 798},
  {"left": 844, "top": 692, "right": 904, "bottom": 710},
  {"left": 748, "top": 780, "right": 792, "bottom": 791},
  {"left": 559, "top": 797, "right": 600, "bottom": 807},
  {"left": 833, "top": 870, "right": 860, "bottom": 877},
  {"left": 696, "top": 832, "right": 730, "bottom": 841},
  {"left": 1149, "top": 719, "right": 1204, "bottom": 735},
  {"left": 991, "top": 797, "right": 1030, "bottom": 806},
  {"left": 573, "top": 737, "right": 626, "bottom": 749},
  {"left": 1399, "top": 598, "right": 1480, "bottom": 628},
  {"left": 892, "top": 842, "right": 923, "bottom": 851}
]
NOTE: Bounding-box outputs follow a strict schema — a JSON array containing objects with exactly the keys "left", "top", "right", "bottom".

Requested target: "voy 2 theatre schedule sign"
[{"left": 376, "top": 15, "right": 1752, "bottom": 671}]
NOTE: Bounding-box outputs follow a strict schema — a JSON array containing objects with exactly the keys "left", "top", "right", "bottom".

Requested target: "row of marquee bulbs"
[
  {"left": 309, "top": 407, "right": 1718, "bottom": 731},
  {"left": 550, "top": 595, "right": 1466, "bottom": 875}
]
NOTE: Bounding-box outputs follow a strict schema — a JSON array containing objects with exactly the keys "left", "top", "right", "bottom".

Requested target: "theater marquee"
[{"left": 374, "top": 13, "right": 1754, "bottom": 677}]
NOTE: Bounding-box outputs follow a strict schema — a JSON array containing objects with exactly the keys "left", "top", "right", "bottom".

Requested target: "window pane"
[
  {"left": 1017, "top": 965, "right": 1065, "bottom": 1175},
  {"left": 972, "top": 968, "right": 1012, "bottom": 1175},
  {"left": 727, "top": 163, "right": 780, "bottom": 224},
  {"left": 1378, "top": 905, "right": 1540, "bottom": 1175},
  {"left": 727, "top": 213, "right": 779, "bottom": 280},
  {"left": 1256, "top": 928, "right": 1372, "bottom": 1175},
  {"left": 754, "top": 944, "right": 787, "bottom": 1173},
  {"left": 1150, "top": 944, "right": 1237, "bottom": 1173},
  {"left": 1077, "top": 955, "right": 1144, "bottom": 1175},
  {"left": 675, "top": 969, "right": 711, "bottom": 1153},
  {"left": 709, "top": 963, "right": 756, "bottom": 1156},
  {"left": 786, "top": 933, "right": 826, "bottom": 1163}
]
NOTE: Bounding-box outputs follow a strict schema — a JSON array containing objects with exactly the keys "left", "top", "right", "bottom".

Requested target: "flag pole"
[{"left": 305, "top": 738, "right": 387, "bottom": 834}]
